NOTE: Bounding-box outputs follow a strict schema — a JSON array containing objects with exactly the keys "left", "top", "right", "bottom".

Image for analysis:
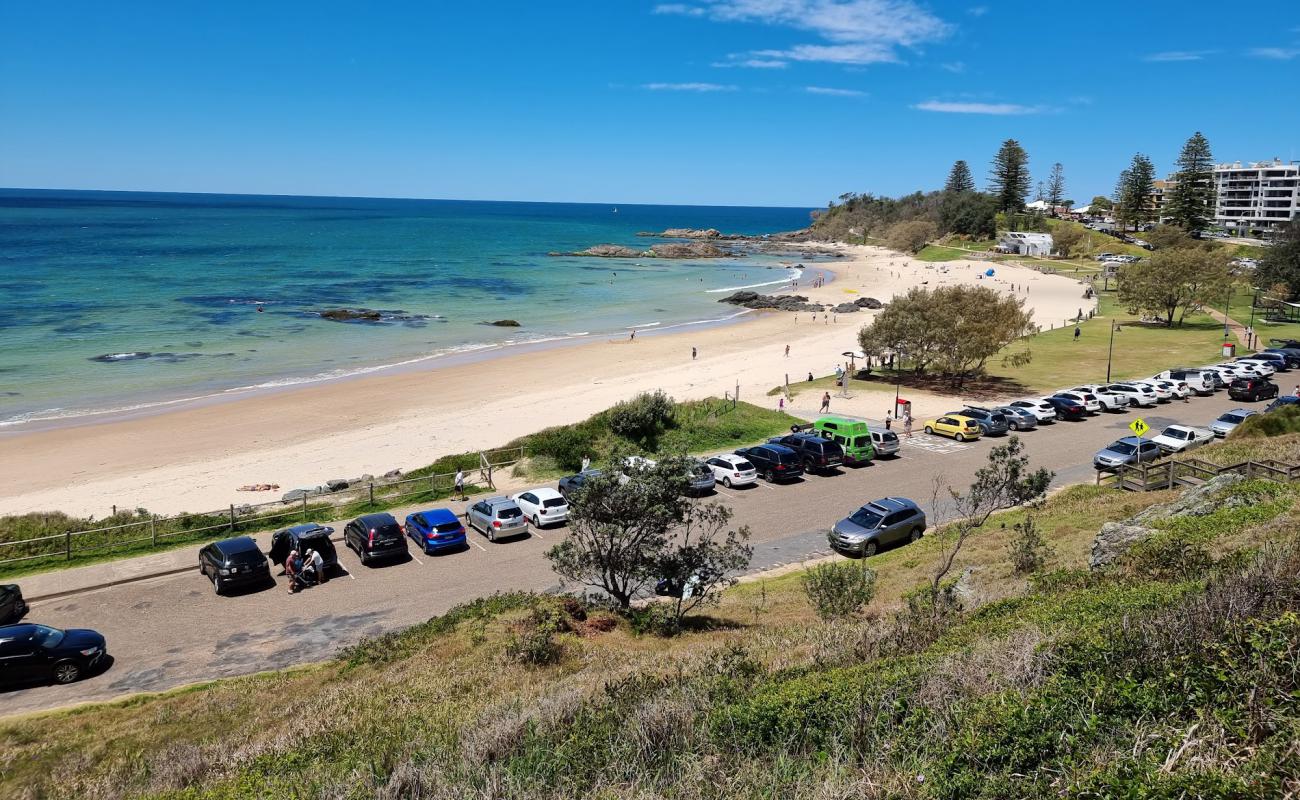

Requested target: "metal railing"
[{"left": 0, "top": 447, "right": 526, "bottom": 569}]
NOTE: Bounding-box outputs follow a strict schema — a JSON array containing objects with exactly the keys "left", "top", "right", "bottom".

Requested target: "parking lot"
[{"left": 0, "top": 388, "right": 1262, "bottom": 717}]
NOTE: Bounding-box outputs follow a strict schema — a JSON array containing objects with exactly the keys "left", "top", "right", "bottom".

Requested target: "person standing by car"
[
  {"left": 286, "top": 549, "right": 301, "bottom": 594},
  {"left": 308, "top": 548, "right": 326, "bottom": 584},
  {"left": 454, "top": 469, "right": 465, "bottom": 500}
]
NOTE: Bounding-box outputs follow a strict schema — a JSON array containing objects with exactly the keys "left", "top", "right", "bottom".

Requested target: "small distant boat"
[{"left": 612, "top": 207, "right": 618, "bottom": 213}]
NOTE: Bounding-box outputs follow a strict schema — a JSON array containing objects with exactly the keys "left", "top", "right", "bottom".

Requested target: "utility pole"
[{"left": 1106, "top": 322, "right": 1119, "bottom": 382}]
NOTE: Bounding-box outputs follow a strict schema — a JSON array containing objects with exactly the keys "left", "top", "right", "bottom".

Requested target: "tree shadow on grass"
[{"left": 852, "top": 371, "right": 1031, "bottom": 401}]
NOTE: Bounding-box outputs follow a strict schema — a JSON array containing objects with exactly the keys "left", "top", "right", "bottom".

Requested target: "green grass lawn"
[{"left": 1215, "top": 283, "right": 1300, "bottom": 346}]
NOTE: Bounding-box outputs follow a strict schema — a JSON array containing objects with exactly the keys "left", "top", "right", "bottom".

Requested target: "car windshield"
[
  {"left": 227, "top": 547, "right": 266, "bottom": 565},
  {"left": 734, "top": 460, "right": 754, "bottom": 471},
  {"left": 1110, "top": 442, "right": 1137, "bottom": 455},
  {"left": 1163, "top": 428, "right": 1188, "bottom": 439},
  {"left": 434, "top": 521, "right": 463, "bottom": 533},
  {"left": 877, "top": 432, "right": 899, "bottom": 444},
  {"left": 374, "top": 523, "right": 402, "bottom": 537},
  {"left": 776, "top": 452, "right": 800, "bottom": 464},
  {"left": 1221, "top": 414, "right": 1245, "bottom": 424},
  {"left": 542, "top": 497, "right": 566, "bottom": 509},
  {"left": 848, "top": 508, "right": 884, "bottom": 528},
  {"left": 33, "top": 626, "right": 65, "bottom": 649},
  {"left": 497, "top": 507, "right": 523, "bottom": 520}
]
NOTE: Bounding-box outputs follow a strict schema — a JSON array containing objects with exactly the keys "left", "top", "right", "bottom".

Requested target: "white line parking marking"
[
  {"left": 529, "top": 528, "right": 545, "bottom": 540},
  {"left": 410, "top": 553, "right": 425, "bottom": 566},
  {"left": 712, "top": 487, "right": 739, "bottom": 498},
  {"left": 471, "top": 538, "right": 488, "bottom": 552}
]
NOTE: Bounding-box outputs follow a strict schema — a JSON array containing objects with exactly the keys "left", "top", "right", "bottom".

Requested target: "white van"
[{"left": 1162, "top": 368, "right": 1215, "bottom": 396}]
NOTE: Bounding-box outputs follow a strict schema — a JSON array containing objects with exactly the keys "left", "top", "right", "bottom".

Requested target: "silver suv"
[
  {"left": 829, "top": 497, "right": 926, "bottom": 557},
  {"left": 466, "top": 496, "right": 528, "bottom": 543}
]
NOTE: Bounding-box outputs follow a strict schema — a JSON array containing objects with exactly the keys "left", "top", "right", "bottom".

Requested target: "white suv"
[
  {"left": 1053, "top": 390, "right": 1101, "bottom": 414},
  {"left": 704, "top": 453, "right": 758, "bottom": 488},
  {"left": 1007, "top": 398, "right": 1059, "bottom": 423},
  {"left": 1071, "top": 385, "right": 1130, "bottom": 412},
  {"left": 1103, "top": 382, "right": 1158, "bottom": 407}
]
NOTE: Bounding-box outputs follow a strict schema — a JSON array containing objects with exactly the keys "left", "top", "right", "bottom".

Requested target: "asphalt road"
[{"left": 0, "top": 391, "right": 1254, "bottom": 717}]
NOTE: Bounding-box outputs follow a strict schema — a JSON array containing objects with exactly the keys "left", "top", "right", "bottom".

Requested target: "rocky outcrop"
[
  {"left": 320, "top": 308, "right": 382, "bottom": 322},
  {"left": 717, "top": 291, "right": 825, "bottom": 312},
  {"left": 551, "top": 242, "right": 729, "bottom": 259},
  {"left": 855, "top": 297, "right": 884, "bottom": 309},
  {"left": 487, "top": 319, "right": 521, "bottom": 327},
  {"left": 637, "top": 228, "right": 723, "bottom": 239},
  {"left": 1089, "top": 473, "right": 1247, "bottom": 569},
  {"left": 832, "top": 302, "right": 861, "bottom": 314}
]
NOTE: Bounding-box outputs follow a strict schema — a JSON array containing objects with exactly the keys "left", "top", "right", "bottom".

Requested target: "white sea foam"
[{"left": 705, "top": 266, "right": 804, "bottom": 293}]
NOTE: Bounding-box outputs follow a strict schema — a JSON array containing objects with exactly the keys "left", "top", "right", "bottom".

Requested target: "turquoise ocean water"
[{"left": 0, "top": 190, "right": 817, "bottom": 427}]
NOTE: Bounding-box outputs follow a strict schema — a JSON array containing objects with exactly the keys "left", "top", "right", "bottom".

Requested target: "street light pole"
[
  {"left": 1106, "top": 322, "right": 1119, "bottom": 382},
  {"left": 1223, "top": 285, "right": 1233, "bottom": 339}
]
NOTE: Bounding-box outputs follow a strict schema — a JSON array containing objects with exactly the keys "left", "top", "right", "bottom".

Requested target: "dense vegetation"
[{"left": 4, "top": 428, "right": 1299, "bottom": 798}]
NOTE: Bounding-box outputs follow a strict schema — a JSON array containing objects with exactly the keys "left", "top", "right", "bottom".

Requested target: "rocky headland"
[
  {"left": 717, "top": 291, "right": 884, "bottom": 314},
  {"left": 549, "top": 241, "right": 729, "bottom": 259}
]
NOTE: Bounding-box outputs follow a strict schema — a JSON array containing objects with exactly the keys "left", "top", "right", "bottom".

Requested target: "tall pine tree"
[
  {"left": 1166, "top": 132, "right": 1215, "bottom": 234},
  {"left": 988, "top": 140, "right": 1031, "bottom": 213},
  {"left": 1115, "top": 154, "right": 1155, "bottom": 231},
  {"left": 945, "top": 160, "right": 976, "bottom": 193},
  {"left": 1045, "top": 163, "right": 1066, "bottom": 214}
]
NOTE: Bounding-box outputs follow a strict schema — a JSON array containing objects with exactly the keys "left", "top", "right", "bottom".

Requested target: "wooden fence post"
[
  {"left": 229, "top": 504, "right": 236, "bottom": 532},
  {"left": 151, "top": 514, "right": 158, "bottom": 547},
  {"left": 301, "top": 494, "right": 308, "bottom": 520},
  {"left": 369, "top": 483, "right": 375, "bottom": 506},
  {"left": 65, "top": 529, "right": 71, "bottom": 560}
]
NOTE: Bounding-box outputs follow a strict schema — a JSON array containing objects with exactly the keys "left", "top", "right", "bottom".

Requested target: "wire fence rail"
[{"left": 0, "top": 447, "right": 525, "bottom": 571}]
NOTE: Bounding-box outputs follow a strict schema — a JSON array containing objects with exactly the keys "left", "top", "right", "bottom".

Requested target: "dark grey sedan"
[
  {"left": 952, "top": 407, "right": 1010, "bottom": 436},
  {"left": 828, "top": 497, "right": 926, "bottom": 557}
]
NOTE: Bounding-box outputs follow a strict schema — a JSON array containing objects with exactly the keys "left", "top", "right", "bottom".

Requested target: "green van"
[{"left": 813, "top": 416, "right": 877, "bottom": 465}]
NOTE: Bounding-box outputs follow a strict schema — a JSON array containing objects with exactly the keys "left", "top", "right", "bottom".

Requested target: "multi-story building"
[{"left": 1213, "top": 159, "right": 1299, "bottom": 235}]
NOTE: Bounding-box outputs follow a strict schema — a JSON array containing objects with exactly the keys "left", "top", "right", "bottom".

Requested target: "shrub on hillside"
[
  {"left": 802, "top": 559, "right": 877, "bottom": 620},
  {"left": 884, "top": 220, "right": 938, "bottom": 254},
  {"left": 607, "top": 390, "right": 676, "bottom": 444},
  {"left": 1230, "top": 405, "right": 1300, "bottom": 439},
  {"left": 525, "top": 422, "right": 598, "bottom": 471},
  {"left": 1008, "top": 515, "right": 1053, "bottom": 575}
]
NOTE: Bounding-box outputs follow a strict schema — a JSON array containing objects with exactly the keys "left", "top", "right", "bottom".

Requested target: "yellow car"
[{"left": 923, "top": 414, "right": 982, "bottom": 442}]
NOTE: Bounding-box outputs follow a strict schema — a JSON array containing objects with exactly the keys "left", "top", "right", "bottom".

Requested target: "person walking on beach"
[
  {"left": 820, "top": 392, "right": 831, "bottom": 413},
  {"left": 785, "top": 344, "right": 790, "bottom": 357},
  {"left": 692, "top": 346, "right": 697, "bottom": 360},
  {"left": 630, "top": 329, "right": 636, "bottom": 341},
  {"left": 454, "top": 469, "right": 465, "bottom": 500}
]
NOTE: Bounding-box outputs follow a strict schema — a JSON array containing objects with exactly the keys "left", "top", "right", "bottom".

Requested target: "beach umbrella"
[{"left": 985, "top": 268, "right": 996, "bottom": 277}]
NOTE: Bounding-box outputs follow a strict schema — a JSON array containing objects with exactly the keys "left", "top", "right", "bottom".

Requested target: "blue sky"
[{"left": 2, "top": 0, "right": 1297, "bottom": 207}]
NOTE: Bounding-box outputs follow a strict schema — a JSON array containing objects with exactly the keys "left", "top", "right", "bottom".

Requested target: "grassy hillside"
[{"left": 4, "top": 433, "right": 1299, "bottom": 799}]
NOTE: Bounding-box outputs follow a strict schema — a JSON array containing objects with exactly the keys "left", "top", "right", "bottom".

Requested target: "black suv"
[
  {"left": 269, "top": 524, "right": 339, "bottom": 575},
  {"left": 766, "top": 433, "right": 844, "bottom": 474},
  {"left": 951, "top": 407, "right": 1010, "bottom": 436},
  {"left": 198, "top": 536, "right": 273, "bottom": 595},
  {"left": 344, "top": 513, "right": 408, "bottom": 565},
  {"left": 1228, "top": 377, "right": 1279, "bottom": 402},
  {"left": 0, "top": 585, "right": 27, "bottom": 625},
  {"left": 0, "top": 623, "right": 109, "bottom": 687},
  {"left": 734, "top": 444, "right": 805, "bottom": 483}
]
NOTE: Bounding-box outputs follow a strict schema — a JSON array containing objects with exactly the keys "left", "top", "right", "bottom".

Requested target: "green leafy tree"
[
  {"left": 1146, "top": 223, "right": 1196, "bottom": 251},
  {"left": 939, "top": 191, "right": 997, "bottom": 238},
  {"left": 1045, "top": 162, "right": 1066, "bottom": 213},
  {"left": 988, "top": 139, "right": 1031, "bottom": 213},
  {"left": 885, "top": 219, "right": 938, "bottom": 254},
  {"left": 1089, "top": 195, "right": 1114, "bottom": 213},
  {"left": 1115, "top": 154, "right": 1156, "bottom": 231},
  {"left": 1256, "top": 218, "right": 1300, "bottom": 300},
  {"left": 857, "top": 285, "right": 1033, "bottom": 382},
  {"left": 1052, "top": 223, "right": 1085, "bottom": 257},
  {"left": 546, "top": 457, "right": 751, "bottom": 619},
  {"left": 802, "top": 560, "right": 877, "bottom": 620},
  {"left": 1166, "top": 132, "right": 1216, "bottom": 234},
  {"left": 1117, "top": 246, "right": 1233, "bottom": 326},
  {"left": 944, "top": 160, "right": 976, "bottom": 193}
]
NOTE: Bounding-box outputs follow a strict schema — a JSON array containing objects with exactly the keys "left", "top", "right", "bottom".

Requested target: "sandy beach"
[{"left": 0, "top": 244, "right": 1094, "bottom": 518}]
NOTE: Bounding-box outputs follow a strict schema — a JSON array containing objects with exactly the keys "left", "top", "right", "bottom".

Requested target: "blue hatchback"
[{"left": 404, "top": 508, "right": 467, "bottom": 554}]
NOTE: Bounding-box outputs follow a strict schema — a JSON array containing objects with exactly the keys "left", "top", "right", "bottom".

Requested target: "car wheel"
[
  {"left": 924, "top": 426, "right": 934, "bottom": 435},
  {"left": 532, "top": 515, "right": 540, "bottom": 527},
  {"left": 723, "top": 477, "right": 732, "bottom": 488},
  {"left": 359, "top": 550, "right": 370, "bottom": 566},
  {"left": 211, "top": 572, "right": 222, "bottom": 595},
  {"left": 53, "top": 660, "right": 82, "bottom": 684},
  {"left": 955, "top": 433, "right": 965, "bottom": 442},
  {"left": 488, "top": 528, "right": 497, "bottom": 543},
  {"left": 862, "top": 540, "right": 878, "bottom": 557},
  {"left": 1009, "top": 421, "right": 1019, "bottom": 431},
  {"left": 909, "top": 528, "right": 923, "bottom": 543}
]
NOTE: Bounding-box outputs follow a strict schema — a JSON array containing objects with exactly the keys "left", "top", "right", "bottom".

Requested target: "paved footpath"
[{"left": 0, "top": 391, "right": 1248, "bottom": 718}]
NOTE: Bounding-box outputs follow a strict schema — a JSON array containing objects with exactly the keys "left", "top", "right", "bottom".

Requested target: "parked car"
[
  {"left": 685, "top": 459, "right": 718, "bottom": 494},
  {"left": 268, "top": 524, "right": 338, "bottom": 574},
  {"left": 616, "top": 455, "right": 657, "bottom": 484},
  {"left": 1042, "top": 395, "right": 1088, "bottom": 420},
  {"left": 1132, "top": 380, "right": 1172, "bottom": 402},
  {"left": 1236, "top": 357, "right": 1279, "bottom": 375},
  {"left": 1008, "top": 398, "right": 1059, "bottom": 423},
  {"left": 198, "top": 536, "right": 273, "bottom": 594},
  {"left": 404, "top": 508, "right": 469, "bottom": 553},
  {"left": 1147, "top": 378, "right": 1189, "bottom": 400},
  {"left": 1070, "top": 385, "right": 1130, "bottom": 412},
  {"left": 1053, "top": 391, "right": 1102, "bottom": 414},
  {"left": 1151, "top": 424, "right": 1215, "bottom": 454},
  {"left": 704, "top": 453, "right": 758, "bottom": 488},
  {"left": 766, "top": 432, "right": 845, "bottom": 474},
  {"left": 1163, "top": 368, "right": 1215, "bottom": 396},
  {"left": 344, "top": 513, "right": 409, "bottom": 565},
  {"left": 828, "top": 497, "right": 927, "bottom": 557},
  {"left": 923, "top": 414, "right": 982, "bottom": 441},
  {"left": 1263, "top": 349, "right": 1300, "bottom": 368},
  {"left": 1229, "top": 377, "right": 1279, "bottom": 402},
  {"left": 1244, "top": 352, "right": 1291, "bottom": 372},
  {"left": 1203, "top": 369, "right": 1228, "bottom": 391},
  {"left": 466, "top": 496, "right": 529, "bottom": 543},
  {"left": 1102, "top": 383, "right": 1158, "bottom": 408},
  {"left": 1265, "top": 395, "right": 1300, "bottom": 412},
  {"left": 994, "top": 405, "right": 1039, "bottom": 431},
  {"left": 558, "top": 469, "right": 603, "bottom": 499},
  {"left": 1093, "top": 436, "right": 1163, "bottom": 471},
  {"left": 953, "top": 407, "right": 1010, "bottom": 436},
  {"left": 0, "top": 585, "right": 27, "bottom": 625},
  {"left": 0, "top": 623, "right": 108, "bottom": 687},
  {"left": 735, "top": 444, "right": 805, "bottom": 483},
  {"left": 868, "top": 427, "right": 902, "bottom": 457},
  {"left": 1220, "top": 361, "right": 1270, "bottom": 378},
  {"left": 812, "top": 416, "right": 877, "bottom": 464},
  {"left": 1209, "top": 409, "right": 1258, "bottom": 437}
]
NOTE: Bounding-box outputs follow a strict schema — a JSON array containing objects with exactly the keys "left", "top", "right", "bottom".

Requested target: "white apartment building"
[{"left": 1213, "top": 159, "right": 1299, "bottom": 235}]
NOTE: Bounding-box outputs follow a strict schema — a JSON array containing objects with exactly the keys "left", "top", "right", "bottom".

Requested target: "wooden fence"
[{"left": 1097, "top": 456, "right": 1300, "bottom": 492}]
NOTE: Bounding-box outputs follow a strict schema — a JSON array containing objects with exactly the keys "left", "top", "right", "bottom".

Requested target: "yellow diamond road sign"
[{"left": 1130, "top": 418, "right": 1149, "bottom": 437}]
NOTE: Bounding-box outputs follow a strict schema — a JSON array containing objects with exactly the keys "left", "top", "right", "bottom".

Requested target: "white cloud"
[
  {"left": 805, "top": 85, "right": 866, "bottom": 96},
  {"left": 712, "top": 57, "right": 788, "bottom": 68},
  {"left": 1248, "top": 47, "right": 1299, "bottom": 60},
  {"left": 913, "top": 100, "right": 1044, "bottom": 115},
  {"left": 940, "top": 61, "right": 965, "bottom": 73},
  {"left": 1143, "top": 50, "right": 1210, "bottom": 62},
  {"left": 643, "top": 82, "right": 738, "bottom": 91},
  {"left": 655, "top": 0, "right": 951, "bottom": 66},
  {"left": 967, "top": 5, "right": 988, "bottom": 16}
]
